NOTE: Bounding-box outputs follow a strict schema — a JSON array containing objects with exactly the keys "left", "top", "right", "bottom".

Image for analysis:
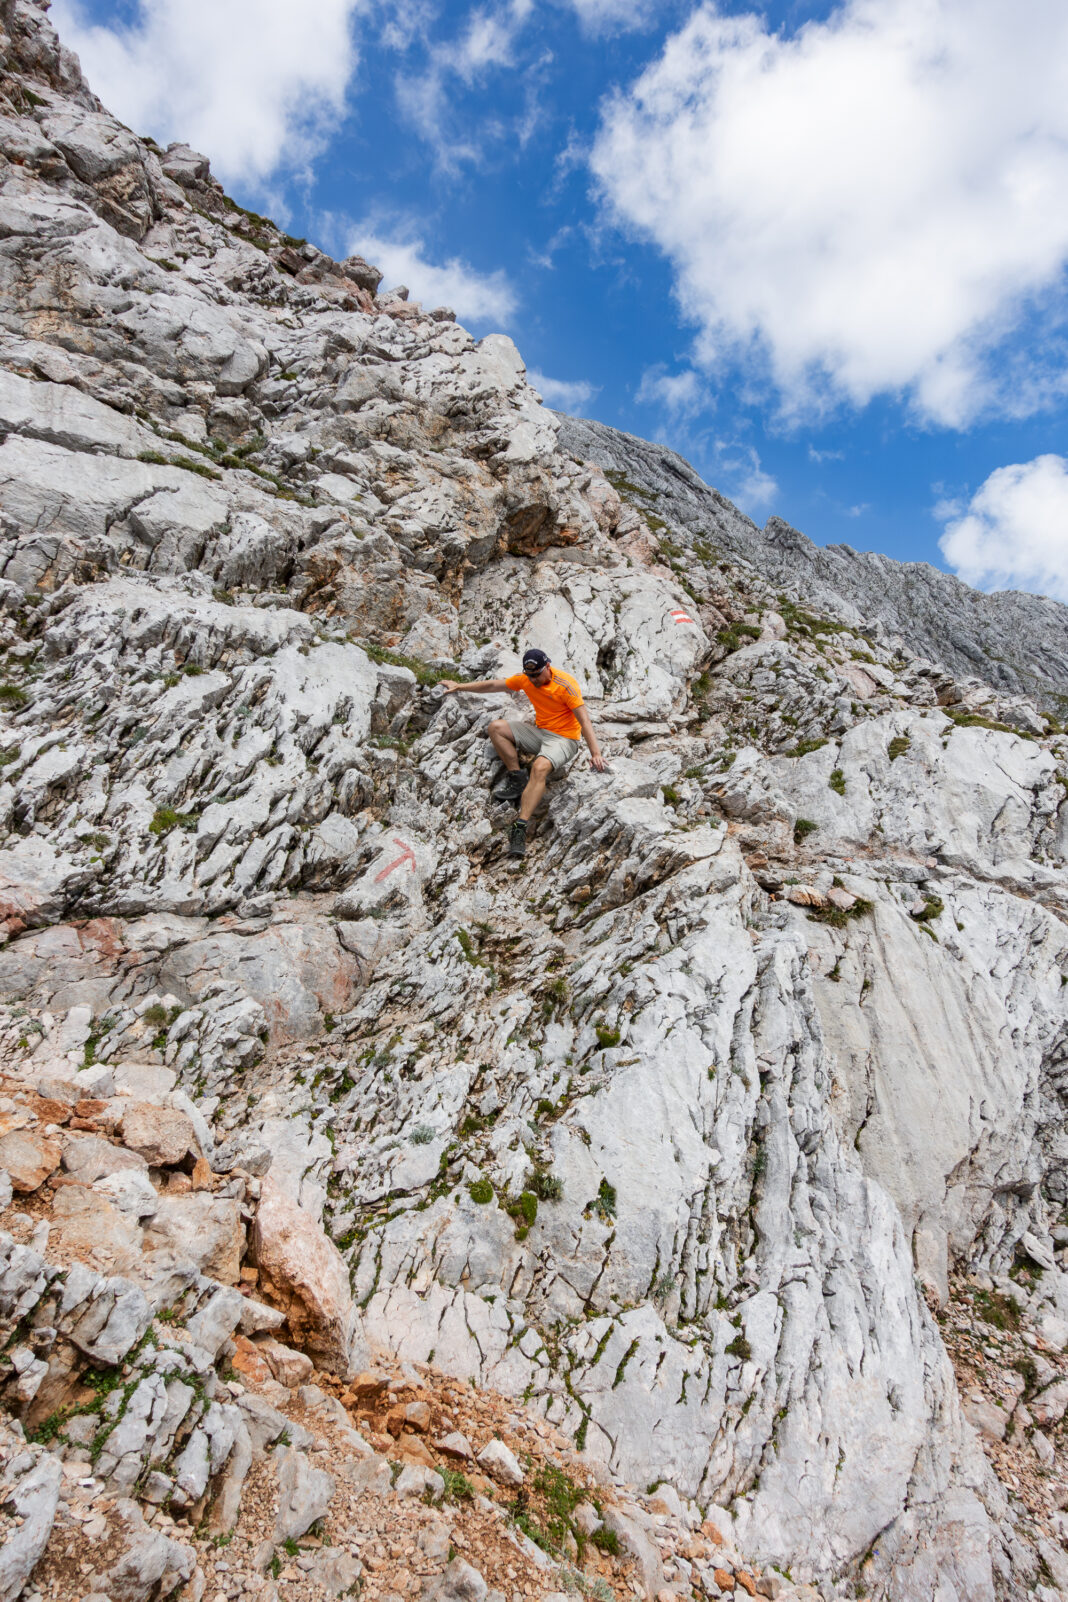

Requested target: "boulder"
[
  {"left": 96, "top": 1499, "right": 196, "bottom": 1602},
  {"left": 476, "top": 1438, "right": 524, "bottom": 1487},
  {"left": 0, "top": 1129, "right": 60, "bottom": 1192},
  {"left": 50, "top": 1185, "right": 143, "bottom": 1270},
  {"left": 142, "top": 1192, "right": 243, "bottom": 1282},
  {"left": 274, "top": 1447, "right": 336, "bottom": 1543},
  {"left": 120, "top": 1101, "right": 197, "bottom": 1166},
  {"left": 252, "top": 1176, "right": 358, "bottom": 1372},
  {"left": 62, "top": 1133, "right": 148, "bottom": 1183},
  {"left": 0, "top": 1452, "right": 62, "bottom": 1602},
  {"left": 257, "top": 1334, "right": 314, "bottom": 1387},
  {"left": 423, "top": 1557, "right": 489, "bottom": 1602},
  {"left": 315, "top": 1549, "right": 365, "bottom": 1596}
]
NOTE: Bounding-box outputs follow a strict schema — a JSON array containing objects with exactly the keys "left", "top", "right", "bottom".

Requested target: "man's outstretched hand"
[
  {"left": 439, "top": 680, "right": 460, "bottom": 694},
  {"left": 590, "top": 752, "right": 608, "bottom": 772}
]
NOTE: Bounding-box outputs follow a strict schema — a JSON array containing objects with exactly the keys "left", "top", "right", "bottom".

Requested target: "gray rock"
[
  {"left": 340, "top": 1452, "right": 394, "bottom": 1497},
  {"left": 314, "top": 1549, "right": 364, "bottom": 1596},
  {"left": 475, "top": 1438, "right": 524, "bottom": 1487},
  {"left": 97, "top": 1499, "right": 196, "bottom": 1602},
  {"left": 395, "top": 1464, "right": 444, "bottom": 1500},
  {"left": 0, "top": 1452, "right": 61, "bottom": 1602},
  {"left": 274, "top": 1447, "right": 336, "bottom": 1542},
  {"left": 423, "top": 1557, "right": 488, "bottom": 1602}
]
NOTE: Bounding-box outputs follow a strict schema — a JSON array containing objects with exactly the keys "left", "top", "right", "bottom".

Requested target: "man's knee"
[
  {"left": 531, "top": 755, "right": 553, "bottom": 778},
  {"left": 488, "top": 718, "right": 511, "bottom": 737}
]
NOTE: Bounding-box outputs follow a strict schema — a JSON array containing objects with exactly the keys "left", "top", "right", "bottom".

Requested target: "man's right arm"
[{"left": 439, "top": 678, "right": 510, "bottom": 695}]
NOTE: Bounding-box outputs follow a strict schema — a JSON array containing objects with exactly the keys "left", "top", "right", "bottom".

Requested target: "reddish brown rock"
[
  {"left": 26, "top": 1094, "right": 72, "bottom": 1126},
  {"left": 252, "top": 1176, "right": 356, "bottom": 1372},
  {"left": 0, "top": 1128, "right": 61, "bottom": 1191}
]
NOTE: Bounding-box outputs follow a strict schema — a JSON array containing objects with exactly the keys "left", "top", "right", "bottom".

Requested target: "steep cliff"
[{"left": 1, "top": 4, "right": 1068, "bottom": 1602}]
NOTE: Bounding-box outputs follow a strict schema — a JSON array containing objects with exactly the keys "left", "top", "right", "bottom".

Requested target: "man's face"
[{"left": 525, "top": 663, "right": 551, "bottom": 687}]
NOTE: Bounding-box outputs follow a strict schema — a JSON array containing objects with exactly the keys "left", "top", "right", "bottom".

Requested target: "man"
[{"left": 441, "top": 648, "right": 607, "bottom": 858}]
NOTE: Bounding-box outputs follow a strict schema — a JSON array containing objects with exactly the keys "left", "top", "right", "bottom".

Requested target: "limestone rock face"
[{"left": 0, "top": 4, "right": 1067, "bottom": 1598}]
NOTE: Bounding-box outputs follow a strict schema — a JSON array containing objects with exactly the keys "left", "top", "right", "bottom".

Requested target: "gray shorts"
[{"left": 508, "top": 721, "right": 581, "bottom": 773}]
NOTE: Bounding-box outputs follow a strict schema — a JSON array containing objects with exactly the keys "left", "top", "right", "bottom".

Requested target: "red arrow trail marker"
[{"left": 374, "top": 838, "right": 417, "bottom": 882}]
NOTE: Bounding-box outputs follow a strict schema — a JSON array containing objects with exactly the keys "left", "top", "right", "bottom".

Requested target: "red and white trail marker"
[
  {"left": 374, "top": 838, "right": 417, "bottom": 882},
  {"left": 670, "top": 608, "right": 695, "bottom": 625}
]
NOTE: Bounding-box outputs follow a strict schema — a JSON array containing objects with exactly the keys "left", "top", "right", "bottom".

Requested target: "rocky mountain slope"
[
  {"left": 557, "top": 415, "right": 1068, "bottom": 715},
  {"left": 2, "top": 3, "right": 1068, "bottom": 1601}
]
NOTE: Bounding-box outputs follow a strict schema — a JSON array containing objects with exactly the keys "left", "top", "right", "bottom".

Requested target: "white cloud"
[
  {"left": 636, "top": 366, "right": 707, "bottom": 417},
  {"left": 561, "top": 0, "right": 659, "bottom": 33},
  {"left": 527, "top": 370, "right": 598, "bottom": 412},
  {"left": 349, "top": 227, "right": 517, "bottom": 324},
  {"left": 394, "top": 0, "right": 535, "bottom": 165},
  {"left": 590, "top": 0, "right": 1068, "bottom": 426},
  {"left": 51, "top": 0, "right": 362, "bottom": 187},
  {"left": 731, "top": 452, "right": 778, "bottom": 514},
  {"left": 938, "top": 455, "right": 1068, "bottom": 601}
]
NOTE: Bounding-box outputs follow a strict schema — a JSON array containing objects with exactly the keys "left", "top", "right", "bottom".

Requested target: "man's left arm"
[{"left": 575, "top": 704, "right": 607, "bottom": 772}]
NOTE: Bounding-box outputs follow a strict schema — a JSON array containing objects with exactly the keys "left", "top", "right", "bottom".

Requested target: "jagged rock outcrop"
[
  {"left": 1, "top": 3, "right": 1068, "bottom": 1601},
  {"left": 556, "top": 413, "right": 1068, "bottom": 715}
]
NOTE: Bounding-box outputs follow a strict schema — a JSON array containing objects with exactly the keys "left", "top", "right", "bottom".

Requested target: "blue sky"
[{"left": 52, "top": 0, "right": 1068, "bottom": 599}]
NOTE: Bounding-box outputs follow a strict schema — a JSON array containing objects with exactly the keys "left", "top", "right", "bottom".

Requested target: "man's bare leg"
[
  {"left": 518, "top": 756, "right": 552, "bottom": 822},
  {"left": 488, "top": 718, "right": 521, "bottom": 771}
]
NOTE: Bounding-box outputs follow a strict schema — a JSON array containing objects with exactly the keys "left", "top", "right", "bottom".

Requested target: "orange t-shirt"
[{"left": 505, "top": 667, "right": 584, "bottom": 740}]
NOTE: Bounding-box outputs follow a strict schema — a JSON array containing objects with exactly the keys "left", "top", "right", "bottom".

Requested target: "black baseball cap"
[{"left": 522, "top": 648, "right": 551, "bottom": 674}]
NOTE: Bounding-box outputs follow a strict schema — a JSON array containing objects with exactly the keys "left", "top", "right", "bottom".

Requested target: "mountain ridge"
[{"left": 556, "top": 413, "right": 1068, "bottom": 713}]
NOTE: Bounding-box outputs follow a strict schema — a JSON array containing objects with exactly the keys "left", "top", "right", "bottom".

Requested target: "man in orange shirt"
[{"left": 441, "top": 647, "right": 606, "bottom": 857}]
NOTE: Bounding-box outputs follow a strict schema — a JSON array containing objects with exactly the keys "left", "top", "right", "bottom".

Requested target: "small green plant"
[
  {"left": 467, "top": 1178, "right": 494, "bottom": 1205},
  {"left": 439, "top": 1465, "right": 475, "bottom": 1502},
  {"left": 410, "top": 1124, "right": 435, "bottom": 1145},
  {"left": 0, "top": 684, "right": 27, "bottom": 706},
  {"left": 828, "top": 768, "right": 846, "bottom": 795},
  {"left": 807, "top": 896, "right": 874, "bottom": 929},
  {"left": 947, "top": 710, "right": 1016, "bottom": 734},
  {"left": 716, "top": 623, "right": 761, "bottom": 653},
  {"left": 594, "top": 1177, "right": 617, "bottom": 1220},
  {"left": 541, "top": 975, "right": 570, "bottom": 1017},
  {"left": 888, "top": 735, "right": 911, "bottom": 761},
  {"left": 148, "top": 806, "right": 198, "bottom": 836},
  {"left": 973, "top": 1286, "right": 1021, "bottom": 1331},
  {"left": 793, "top": 818, "right": 818, "bottom": 844},
  {"left": 527, "top": 1166, "right": 563, "bottom": 1202},
  {"left": 595, "top": 1023, "right": 621, "bottom": 1049},
  {"left": 506, "top": 1190, "right": 538, "bottom": 1229},
  {"left": 785, "top": 738, "right": 828, "bottom": 758},
  {"left": 360, "top": 641, "right": 451, "bottom": 687},
  {"left": 142, "top": 1003, "right": 169, "bottom": 1029},
  {"left": 911, "top": 894, "right": 944, "bottom": 922},
  {"left": 592, "top": 1527, "right": 620, "bottom": 1556},
  {"left": 282, "top": 1537, "right": 300, "bottom": 1556},
  {"left": 725, "top": 1332, "right": 752, "bottom": 1361}
]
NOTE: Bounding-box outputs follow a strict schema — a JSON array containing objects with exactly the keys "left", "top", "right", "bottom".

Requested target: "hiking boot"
[
  {"left": 494, "top": 769, "right": 528, "bottom": 803},
  {"left": 508, "top": 819, "right": 528, "bottom": 858}
]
